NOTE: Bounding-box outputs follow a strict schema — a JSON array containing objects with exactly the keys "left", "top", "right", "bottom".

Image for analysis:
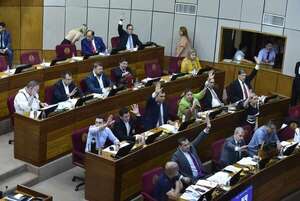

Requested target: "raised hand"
[
  {"left": 106, "top": 114, "right": 115, "bottom": 127},
  {"left": 130, "top": 104, "right": 140, "bottom": 116},
  {"left": 208, "top": 70, "right": 215, "bottom": 81}
]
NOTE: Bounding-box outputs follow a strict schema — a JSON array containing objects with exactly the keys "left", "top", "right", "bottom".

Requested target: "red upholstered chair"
[
  {"left": 167, "top": 95, "right": 180, "bottom": 121},
  {"left": 278, "top": 127, "right": 295, "bottom": 141},
  {"left": 168, "top": 56, "right": 183, "bottom": 74},
  {"left": 288, "top": 105, "right": 300, "bottom": 119},
  {"left": 110, "top": 68, "right": 117, "bottom": 83},
  {"left": 55, "top": 44, "right": 77, "bottom": 60},
  {"left": 141, "top": 167, "right": 163, "bottom": 201},
  {"left": 111, "top": 36, "right": 120, "bottom": 49},
  {"left": 242, "top": 124, "right": 253, "bottom": 144},
  {"left": 80, "top": 79, "right": 87, "bottom": 94},
  {"left": 211, "top": 138, "right": 225, "bottom": 169},
  {"left": 44, "top": 86, "right": 54, "bottom": 105},
  {"left": 0, "top": 56, "right": 8, "bottom": 72},
  {"left": 144, "top": 59, "right": 163, "bottom": 78},
  {"left": 72, "top": 127, "right": 89, "bottom": 191},
  {"left": 20, "top": 51, "right": 41, "bottom": 65},
  {"left": 7, "top": 95, "right": 16, "bottom": 144}
]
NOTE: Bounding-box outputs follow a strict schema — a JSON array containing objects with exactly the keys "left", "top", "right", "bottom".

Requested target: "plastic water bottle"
[{"left": 91, "top": 138, "right": 97, "bottom": 154}]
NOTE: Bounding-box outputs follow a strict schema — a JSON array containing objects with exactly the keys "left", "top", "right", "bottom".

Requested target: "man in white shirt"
[{"left": 14, "top": 80, "right": 48, "bottom": 115}]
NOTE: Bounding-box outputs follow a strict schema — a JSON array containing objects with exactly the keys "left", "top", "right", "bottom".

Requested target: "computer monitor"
[
  {"left": 283, "top": 143, "right": 298, "bottom": 156},
  {"left": 145, "top": 130, "right": 163, "bottom": 145},
  {"left": 144, "top": 77, "right": 161, "bottom": 87},
  {"left": 14, "top": 64, "right": 33, "bottom": 74},
  {"left": 114, "top": 143, "right": 135, "bottom": 159},
  {"left": 74, "top": 94, "right": 94, "bottom": 108},
  {"left": 178, "top": 119, "right": 195, "bottom": 132},
  {"left": 170, "top": 73, "right": 187, "bottom": 81}
]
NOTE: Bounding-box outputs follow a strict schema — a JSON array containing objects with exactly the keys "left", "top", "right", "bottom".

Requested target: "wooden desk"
[
  {"left": 0, "top": 185, "right": 52, "bottom": 201},
  {"left": 84, "top": 96, "right": 290, "bottom": 201},
  {"left": 0, "top": 47, "right": 164, "bottom": 119},
  {"left": 14, "top": 71, "right": 225, "bottom": 166}
]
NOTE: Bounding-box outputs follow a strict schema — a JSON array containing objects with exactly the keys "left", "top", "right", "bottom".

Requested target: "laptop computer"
[
  {"left": 50, "top": 58, "right": 67, "bottom": 66},
  {"left": 283, "top": 143, "right": 298, "bottom": 156},
  {"left": 264, "top": 95, "right": 278, "bottom": 104},
  {"left": 145, "top": 130, "right": 163, "bottom": 145},
  {"left": 144, "top": 77, "right": 161, "bottom": 87},
  {"left": 114, "top": 142, "right": 135, "bottom": 159},
  {"left": 14, "top": 64, "right": 33, "bottom": 74},
  {"left": 170, "top": 73, "right": 187, "bottom": 81},
  {"left": 74, "top": 94, "right": 94, "bottom": 108},
  {"left": 107, "top": 86, "right": 124, "bottom": 97},
  {"left": 197, "top": 67, "right": 212, "bottom": 76},
  {"left": 178, "top": 119, "right": 195, "bottom": 132},
  {"left": 209, "top": 108, "right": 223, "bottom": 119},
  {"left": 38, "top": 104, "right": 58, "bottom": 119},
  {"left": 228, "top": 170, "right": 242, "bottom": 186}
]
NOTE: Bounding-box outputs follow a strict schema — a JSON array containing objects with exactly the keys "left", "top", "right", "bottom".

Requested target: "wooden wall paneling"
[
  {"left": 21, "top": 0, "right": 43, "bottom": 7},
  {"left": 276, "top": 74, "right": 293, "bottom": 97},
  {"left": 42, "top": 50, "right": 57, "bottom": 61},
  {"left": 0, "top": 0, "right": 20, "bottom": 7},
  {"left": 254, "top": 70, "right": 278, "bottom": 95}
]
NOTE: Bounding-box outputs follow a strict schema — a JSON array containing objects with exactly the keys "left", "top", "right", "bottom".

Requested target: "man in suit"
[
  {"left": 85, "top": 62, "right": 112, "bottom": 94},
  {"left": 52, "top": 72, "right": 81, "bottom": 104},
  {"left": 117, "top": 19, "right": 143, "bottom": 51},
  {"left": 81, "top": 30, "right": 106, "bottom": 56},
  {"left": 0, "top": 22, "right": 13, "bottom": 67},
  {"left": 228, "top": 65, "right": 259, "bottom": 105},
  {"left": 143, "top": 82, "right": 170, "bottom": 130},
  {"left": 112, "top": 58, "right": 134, "bottom": 87},
  {"left": 112, "top": 105, "right": 143, "bottom": 142},
  {"left": 220, "top": 127, "right": 248, "bottom": 166},
  {"left": 201, "top": 71, "right": 223, "bottom": 110},
  {"left": 171, "top": 115, "right": 211, "bottom": 182},
  {"left": 291, "top": 61, "right": 300, "bottom": 106}
]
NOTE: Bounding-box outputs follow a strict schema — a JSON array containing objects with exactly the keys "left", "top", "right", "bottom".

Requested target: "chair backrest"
[
  {"left": 80, "top": 79, "right": 87, "bottom": 94},
  {"left": 242, "top": 124, "right": 253, "bottom": 144},
  {"left": 288, "top": 105, "right": 300, "bottom": 119},
  {"left": 44, "top": 85, "right": 54, "bottom": 105},
  {"left": 55, "top": 44, "right": 77, "bottom": 60},
  {"left": 167, "top": 95, "right": 180, "bottom": 121},
  {"left": 211, "top": 138, "right": 225, "bottom": 163},
  {"left": 142, "top": 167, "right": 163, "bottom": 199},
  {"left": 111, "top": 36, "right": 120, "bottom": 49},
  {"left": 110, "top": 68, "right": 117, "bottom": 83},
  {"left": 168, "top": 56, "right": 182, "bottom": 74},
  {"left": 144, "top": 59, "right": 162, "bottom": 78},
  {"left": 7, "top": 95, "right": 16, "bottom": 127},
  {"left": 72, "top": 127, "right": 89, "bottom": 166},
  {"left": 20, "top": 51, "right": 41, "bottom": 65},
  {"left": 278, "top": 127, "right": 295, "bottom": 141},
  {"left": 0, "top": 56, "right": 8, "bottom": 72}
]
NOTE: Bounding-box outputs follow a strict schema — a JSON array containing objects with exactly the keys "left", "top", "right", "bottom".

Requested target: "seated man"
[
  {"left": 171, "top": 115, "right": 211, "bottom": 182},
  {"left": 153, "top": 161, "right": 190, "bottom": 201},
  {"left": 85, "top": 62, "right": 112, "bottom": 94},
  {"left": 143, "top": 82, "right": 170, "bottom": 130},
  {"left": 248, "top": 120, "right": 281, "bottom": 156},
  {"left": 233, "top": 45, "right": 253, "bottom": 64},
  {"left": 81, "top": 30, "right": 106, "bottom": 56},
  {"left": 257, "top": 42, "right": 276, "bottom": 66},
  {"left": 118, "top": 19, "right": 143, "bottom": 51},
  {"left": 112, "top": 105, "right": 143, "bottom": 142},
  {"left": 220, "top": 127, "right": 248, "bottom": 166},
  {"left": 14, "top": 80, "right": 48, "bottom": 115},
  {"left": 52, "top": 72, "right": 81, "bottom": 104},
  {"left": 177, "top": 88, "right": 206, "bottom": 121},
  {"left": 112, "top": 58, "right": 134, "bottom": 87},
  {"left": 201, "top": 71, "right": 223, "bottom": 110},
  {"left": 0, "top": 22, "right": 13, "bottom": 67},
  {"left": 85, "top": 115, "right": 120, "bottom": 153}
]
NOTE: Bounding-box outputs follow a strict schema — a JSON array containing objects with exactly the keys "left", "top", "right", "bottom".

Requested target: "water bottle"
[{"left": 91, "top": 138, "right": 97, "bottom": 154}]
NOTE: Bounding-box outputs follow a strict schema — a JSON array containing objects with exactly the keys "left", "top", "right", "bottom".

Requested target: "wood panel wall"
[{"left": 0, "top": 0, "right": 43, "bottom": 64}]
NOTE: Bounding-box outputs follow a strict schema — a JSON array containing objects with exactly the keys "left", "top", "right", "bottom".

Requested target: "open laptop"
[
  {"left": 107, "top": 86, "right": 124, "bottom": 97},
  {"left": 283, "top": 143, "right": 298, "bottom": 156},
  {"left": 228, "top": 170, "right": 242, "bottom": 186},
  {"left": 209, "top": 108, "right": 223, "bottom": 119},
  {"left": 50, "top": 58, "right": 67, "bottom": 66},
  {"left": 14, "top": 64, "right": 33, "bottom": 74},
  {"left": 114, "top": 142, "right": 135, "bottom": 159},
  {"left": 178, "top": 119, "right": 195, "bottom": 132},
  {"left": 170, "top": 73, "right": 187, "bottom": 81},
  {"left": 38, "top": 104, "right": 58, "bottom": 119},
  {"left": 197, "top": 67, "right": 212, "bottom": 76},
  {"left": 145, "top": 130, "right": 163, "bottom": 145},
  {"left": 144, "top": 77, "right": 161, "bottom": 87},
  {"left": 264, "top": 95, "right": 278, "bottom": 104},
  {"left": 74, "top": 94, "right": 94, "bottom": 108}
]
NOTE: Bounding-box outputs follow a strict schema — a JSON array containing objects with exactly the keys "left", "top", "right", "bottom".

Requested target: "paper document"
[
  {"left": 224, "top": 165, "right": 242, "bottom": 173},
  {"left": 196, "top": 180, "right": 217, "bottom": 188},
  {"left": 207, "top": 171, "right": 231, "bottom": 186},
  {"left": 237, "top": 157, "right": 257, "bottom": 166}
]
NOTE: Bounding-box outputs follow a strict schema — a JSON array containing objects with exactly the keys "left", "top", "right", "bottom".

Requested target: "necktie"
[
  {"left": 158, "top": 104, "right": 163, "bottom": 126},
  {"left": 242, "top": 82, "right": 248, "bottom": 99},
  {"left": 129, "top": 35, "right": 133, "bottom": 49},
  {"left": 0, "top": 33, "right": 3, "bottom": 49},
  {"left": 189, "top": 152, "right": 204, "bottom": 178},
  {"left": 266, "top": 51, "right": 270, "bottom": 61},
  {"left": 89, "top": 40, "right": 96, "bottom": 53}
]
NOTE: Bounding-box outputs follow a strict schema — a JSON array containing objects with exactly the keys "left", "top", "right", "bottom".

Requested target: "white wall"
[{"left": 43, "top": 0, "right": 300, "bottom": 77}]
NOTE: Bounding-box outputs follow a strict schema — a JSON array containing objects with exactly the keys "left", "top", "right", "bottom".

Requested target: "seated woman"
[
  {"left": 177, "top": 88, "right": 206, "bottom": 121},
  {"left": 180, "top": 49, "right": 202, "bottom": 74}
]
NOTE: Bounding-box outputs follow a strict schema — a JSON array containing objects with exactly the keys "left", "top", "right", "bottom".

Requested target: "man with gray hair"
[
  {"left": 220, "top": 127, "right": 248, "bottom": 166},
  {"left": 14, "top": 80, "right": 48, "bottom": 115}
]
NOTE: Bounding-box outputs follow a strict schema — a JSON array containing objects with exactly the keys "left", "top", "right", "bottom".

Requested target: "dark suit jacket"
[
  {"left": 220, "top": 136, "right": 246, "bottom": 166},
  {"left": 52, "top": 80, "right": 81, "bottom": 104},
  {"left": 144, "top": 96, "right": 169, "bottom": 131},
  {"left": 81, "top": 36, "right": 106, "bottom": 56},
  {"left": 118, "top": 24, "right": 143, "bottom": 50},
  {"left": 112, "top": 66, "right": 133, "bottom": 86},
  {"left": 171, "top": 131, "right": 208, "bottom": 181},
  {"left": 85, "top": 73, "right": 111, "bottom": 94},
  {"left": 112, "top": 116, "right": 142, "bottom": 142},
  {"left": 0, "top": 31, "right": 12, "bottom": 50},
  {"left": 228, "top": 68, "right": 257, "bottom": 103},
  {"left": 201, "top": 87, "right": 222, "bottom": 111}
]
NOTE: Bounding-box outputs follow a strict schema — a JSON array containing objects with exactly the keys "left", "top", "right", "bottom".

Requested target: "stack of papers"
[
  {"left": 180, "top": 185, "right": 211, "bottom": 201},
  {"left": 196, "top": 180, "right": 218, "bottom": 188},
  {"left": 223, "top": 165, "right": 242, "bottom": 173},
  {"left": 72, "top": 56, "right": 84, "bottom": 61},
  {"left": 207, "top": 171, "right": 231, "bottom": 186},
  {"left": 237, "top": 157, "right": 257, "bottom": 166},
  {"left": 160, "top": 124, "right": 178, "bottom": 134}
]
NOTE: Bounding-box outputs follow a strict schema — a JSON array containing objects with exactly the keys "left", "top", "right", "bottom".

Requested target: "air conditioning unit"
[
  {"left": 175, "top": 3, "right": 197, "bottom": 15},
  {"left": 263, "top": 13, "right": 285, "bottom": 28}
]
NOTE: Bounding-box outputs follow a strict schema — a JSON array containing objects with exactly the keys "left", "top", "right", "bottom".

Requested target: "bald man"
[{"left": 152, "top": 161, "right": 190, "bottom": 201}]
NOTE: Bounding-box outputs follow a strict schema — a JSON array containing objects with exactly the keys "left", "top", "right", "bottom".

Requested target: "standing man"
[
  {"left": 0, "top": 22, "right": 13, "bottom": 67},
  {"left": 117, "top": 19, "right": 143, "bottom": 51},
  {"left": 291, "top": 61, "right": 300, "bottom": 106},
  {"left": 81, "top": 30, "right": 106, "bottom": 56}
]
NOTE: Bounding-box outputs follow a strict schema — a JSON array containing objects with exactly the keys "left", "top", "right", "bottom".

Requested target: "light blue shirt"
[
  {"left": 258, "top": 48, "right": 276, "bottom": 65},
  {"left": 248, "top": 126, "right": 279, "bottom": 156},
  {"left": 85, "top": 126, "right": 119, "bottom": 152},
  {"left": 126, "top": 35, "right": 134, "bottom": 50}
]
